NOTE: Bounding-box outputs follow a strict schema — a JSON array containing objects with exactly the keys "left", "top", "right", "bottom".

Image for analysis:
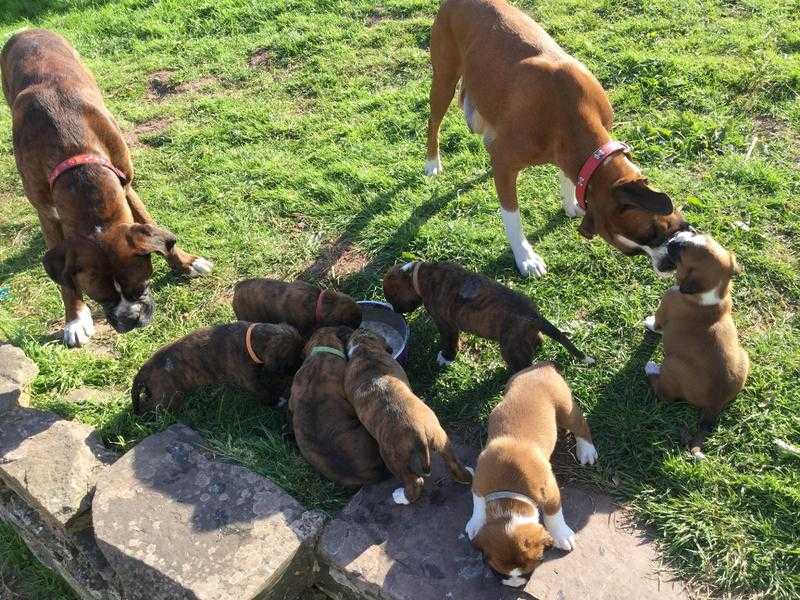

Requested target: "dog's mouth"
[{"left": 103, "top": 288, "right": 154, "bottom": 333}]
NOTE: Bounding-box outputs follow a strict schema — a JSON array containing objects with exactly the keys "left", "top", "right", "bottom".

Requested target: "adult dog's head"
[{"left": 43, "top": 223, "right": 176, "bottom": 332}]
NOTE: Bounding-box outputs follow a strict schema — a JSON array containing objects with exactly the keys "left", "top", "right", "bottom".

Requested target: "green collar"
[{"left": 310, "top": 345, "right": 346, "bottom": 360}]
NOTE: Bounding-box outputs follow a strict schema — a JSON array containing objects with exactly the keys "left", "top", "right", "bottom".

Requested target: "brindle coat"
[
  {"left": 289, "top": 327, "right": 386, "bottom": 487},
  {"left": 132, "top": 322, "right": 304, "bottom": 414},
  {"left": 383, "top": 261, "right": 590, "bottom": 372},
  {"left": 232, "top": 278, "right": 362, "bottom": 335}
]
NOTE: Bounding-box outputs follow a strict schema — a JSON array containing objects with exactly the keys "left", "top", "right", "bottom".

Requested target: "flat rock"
[
  {"left": 0, "top": 342, "right": 38, "bottom": 386},
  {"left": 92, "top": 424, "right": 325, "bottom": 600},
  {"left": 0, "top": 378, "right": 23, "bottom": 413},
  {"left": 317, "top": 446, "right": 689, "bottom": 600},
  {"left": 0, "top": 407, "right": 117, "bottom": 531}
]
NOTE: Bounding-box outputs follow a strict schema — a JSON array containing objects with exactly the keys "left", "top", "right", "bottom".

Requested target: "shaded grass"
[{"left": 0, "top": 0, "right": 798, "bottom": 598}]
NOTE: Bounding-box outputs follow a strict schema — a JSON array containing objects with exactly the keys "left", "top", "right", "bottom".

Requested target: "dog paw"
[
  {"left": 645, "top": 361, "right": 661, "bottom": 376},
  {"left": 63, "top": 306, "right": 95, "bottom": 347},
  {"left": 514, "top": 246, "right": 547, "bottom": 278},
  {"left": 552, "top": 528, "right": 576, "bottom": 551},
  {"left": 643, "top": 315, "right": 661, "bottom": 333},
  {"left": 562, "top": 196, "right": 585, "bottom": 218},
  {"left": 575, "top": 438, "right": 598, "bottom": 465},
  {"left": 392, "top": 487, "right": 410, "bottom": 505},
  {"left": 187, "top": 257, "right": 213, "bottom": 277},
  {"left": 424, "top": 157, "right": 442, "bottom": 176},
  {"left": 436, "top": 351, "right": 454, "bottom": 367}
]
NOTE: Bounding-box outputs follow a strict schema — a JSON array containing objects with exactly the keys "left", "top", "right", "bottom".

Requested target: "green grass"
[{"left": 0, "top": 0, "right": 798, "bottom": 598}]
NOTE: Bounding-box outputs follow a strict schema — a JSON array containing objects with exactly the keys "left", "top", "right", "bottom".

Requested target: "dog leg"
[
  {"left": 435, "top": 436, "right": 473, "bottom": 484},
  {"left": 393, "top": 475, "right": 425, "bottom": 505},
  {"left": 433, "top": 318, "right": 459, "bottom": 367},
  {"left": 559, "top": 171, "right": 584, "bottom": 218},
  {"left": 556, "top": 398, "right": 598, "bottom": 465},
  {"left": 494, "top": 166, "right": 547, "bottom": 277},
  {"left": 465, "top": 491, "right": 486, "bottom": 540},
  {"left": 425, "top": 19, "right": 460, "bottom": 176},
  {"left": 125, "top": 186, "right": 213, "bottom": 277},
  {"left": 543, "top": 506, "right": 576, "bottom": 551}
]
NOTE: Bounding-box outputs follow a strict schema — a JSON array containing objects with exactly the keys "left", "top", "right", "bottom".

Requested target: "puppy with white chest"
[
  {"left": 344, "top": 328, "right": 473, "bottom": 504},
  {"left": 644, "top": 233, "right": 749, "bottom": 455},
  {"left": 466, "top": 363, "right": 598, "bottom": 587}
]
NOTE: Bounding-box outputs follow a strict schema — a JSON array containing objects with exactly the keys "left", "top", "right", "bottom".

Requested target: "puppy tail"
[
  {"left": 409, "top": 436, "right": 432, "bottom": 478},
  {"left": 689, "top": 411, "right": 719, "bottom": 458},
  {"left": 534, "top": 317, "right": 589, "bottom": 363}
]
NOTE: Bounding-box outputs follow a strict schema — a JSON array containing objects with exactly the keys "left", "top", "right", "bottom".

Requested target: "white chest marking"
[
  {"left": 697, "top": 286, "right": 722, "bottom": 306},
  {"left": 502, "top": 568, "right": 527, "bottom": 587}
]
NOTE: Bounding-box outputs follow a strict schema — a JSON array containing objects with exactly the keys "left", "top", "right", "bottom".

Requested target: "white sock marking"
[
  {"left": 392, "top": 487, "right": 410, "bottom": 505},
  {"left": 575, "top": 437, "right": 598, "bottom": 465},
  {"left": 645, "top": 361, "right": 661, "bottom": 376},
  {"left": 501, "top": 208, "right": 547, "bottom": 277},
  {"left": 644, "top": 315, "right": 660, "bottom": 333},
  {"left": 465, "top": 493, "right": 486, "bottom": 540},
  {"left": 424, "top": 157, "right": 442, "bottom": 176},
  {"left": 559, "top": 171, "right": 584, "bottom": 218},
  {"left": 436, "top": 351, "right": 453, "bottom": 367},
  {"left": 188, "top": 257, "right": 213, "bottom": 277},
  {"left": 63, "top": 305, "right": 95, "bottom": 347},
  {"left": 543, "top": 508, "right": 576, "bottom": 551}
]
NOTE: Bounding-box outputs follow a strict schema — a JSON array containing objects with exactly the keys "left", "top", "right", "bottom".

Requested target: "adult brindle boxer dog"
[
  {"left": 425, "top": 0, "right": 690, "bottom": 277},
  {"left": 1, "top": 30, "right": 212, "bottom": 347}
]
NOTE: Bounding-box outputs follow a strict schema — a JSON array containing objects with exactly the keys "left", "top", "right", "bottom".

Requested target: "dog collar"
[
  {"left": 485, "top": 491, "right": 538, "bottom": 511},
  {"left": 575, "top": 141, "right": 630, "bottom": 211},
  {"left": 411, "top": 262, "right": 421, "bottom": 296},
  {"left": 244, "top": 323, "right": 264, "bottom": 365},
  {"left": 48, "top": 153, "right": 129, "bottom": 191},
  {"left": 310, "top": 345, "right": 346, "bottom": 360}
]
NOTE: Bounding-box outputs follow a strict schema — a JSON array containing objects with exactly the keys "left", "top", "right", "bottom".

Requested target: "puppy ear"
[
  {"left": 42, "top": 245, "right": 76, "bottom": 289},
  {"left": 612, "top": 180, "right": 674, "bottom": 215},
  {"left": 578, "top": 212, "right": 596, "bottom": 239},
  {"left": 125, "top": 223, "right": 177, "bottom": 257}
]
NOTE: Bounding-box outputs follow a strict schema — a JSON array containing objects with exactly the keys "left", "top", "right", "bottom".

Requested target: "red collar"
[
  {"left": 315, "top": 290, "right": 326, "bottom": 324},
  {"left": 574, "top": 141, "right": 630, "bottom": 211},
  {"left": 48, "top": 153, "right": 128, "bottom": 191}
]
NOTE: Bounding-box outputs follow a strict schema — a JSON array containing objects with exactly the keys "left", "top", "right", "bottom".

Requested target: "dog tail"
[
  {"left": 689, "top": 411, "right": 719, "bottom": 458},
  {"left": 534, "top": 317, "right": 593, "bottom": 365},
  {"left": 409, "top": 435, "right": 432, "bottom": 478}
]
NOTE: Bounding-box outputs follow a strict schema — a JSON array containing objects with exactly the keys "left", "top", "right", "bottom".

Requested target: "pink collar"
[
  {"left": 574, "top": 141, "right": 630, "bottom": 211},
  {"left": 48, "top": 153, "right": 128, "bottom": 191}
]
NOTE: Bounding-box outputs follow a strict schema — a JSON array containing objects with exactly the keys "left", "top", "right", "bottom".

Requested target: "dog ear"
[
  {"left": 125, "top": 223, "right": 177, "bottom": 257},
  {"left": 612, "top": 180, "right": 673, "bottom": 215},
  {"left": 42, "top": 245, "right": 77, "bottom": 289},
  {"left": 578, "top": 212, "right": 596, "bottom": 239}
]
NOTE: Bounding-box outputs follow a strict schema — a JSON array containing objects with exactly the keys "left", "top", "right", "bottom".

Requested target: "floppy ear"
[
  {"left": 42, "top": 245, "right": 76, "bottom": 289},
  {"left": 578, "top": 212, "right": 596, "bottom": 239},
  {"left": 125, "top": 223, "right": 177, "bottom": 257},
  {"left": 612, "top": 180, "right": 673, "bottom": 215}
]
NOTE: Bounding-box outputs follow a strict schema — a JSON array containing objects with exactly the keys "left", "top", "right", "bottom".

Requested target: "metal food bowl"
[{"left": 357, "top": 301, "right": 410, "bottom": 364}]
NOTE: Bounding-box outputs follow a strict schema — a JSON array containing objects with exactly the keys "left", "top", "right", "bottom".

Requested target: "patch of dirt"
[
  {"left": 303, "top": 237, "right": 370, "bottom": 282},
  {"left": 147, "top": 71, "right": 217, "bottom": 101},
  {"left": 248, "top": 48, "right": 274, "bottom": 70},
  {"left": 365, "top": 9, "right": 386, "bottom": 27},
  {"left": 754, "top": 115, "right": 786, "bottom": 136},
  {"left": 125, "top": 116, "right": 173, "bottom": 148}
]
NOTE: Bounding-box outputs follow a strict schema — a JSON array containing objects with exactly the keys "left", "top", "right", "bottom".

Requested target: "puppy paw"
[
  {"left": 424, "top": 157, "right": 442, "bottom": 176},
  {"left": 514, "top": 245, "right": 547, "bottom": 278},
  {"left": 645, "top": 361, "right": 661, "bottom": 376},
  {"left": 436, "top": 351, "right": 454, "bottom": 367},
  {"left": 392, "top": 487, "right": 410, "bottom": 505},
  {"left": 563, "top": 201, "right": 585, "bottom": 218},
  {"left": 187, "top": 257, "right": 214, "bottom": 277},
  {"left": 575, "top": 438, "right": 598, "bottom": 465},
  {"left": 643, "top": 315, "right": 661, "bottom": 333},
  {"left": 63, "top": 306, "right": 95, "bottom": 347},
  {"left": 552, "top": 528, "right": 576, "bottom": 551}
]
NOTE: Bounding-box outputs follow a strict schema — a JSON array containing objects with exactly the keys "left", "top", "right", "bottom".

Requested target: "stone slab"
[
  {"left": 0, "top": 342, "right": 38, "bottom": 386},
  {"left": 317, "top": 446, "right": 689, "bottom": 600},
  {"left": 92, "top": 424, "right": 326, "bottom": 600},
  {"left": 0, "top": 407, "right": 117, "bottom": 531},
  {"left": 0, "top": 378, "right": 23, "bottom": 413}
]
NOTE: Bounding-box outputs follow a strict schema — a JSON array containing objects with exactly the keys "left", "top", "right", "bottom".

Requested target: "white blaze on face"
[{"left": 112, "top": 279, "right": 145, "bottom": 320}]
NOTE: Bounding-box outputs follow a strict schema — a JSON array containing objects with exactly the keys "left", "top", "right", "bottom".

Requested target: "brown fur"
[
  {"left": 343, "top": 329, "right": 472, "bottom": 502},
  {"left": 1, "top": 30, "right": 206, "bottom": 340},
  {"left": 232, "top": 278, "right": 362, "bottom": 335},
  {"left": 471, "top": 363, "right": 593, "bottom": 579},
  {"left": 289, "top": 327, "right": 386, "bottom": 487},
  {"left": 648, "top": 234, "right": 749, "bottom": 453},
  {"left": 383, "top": 261, "right": 589, "bottom": 371},
  {"left": 132, "top": 322, "right": 304, "bottom": 414},
  {"left": 427, "top": 0, "right": 687, "bottom": 253}
]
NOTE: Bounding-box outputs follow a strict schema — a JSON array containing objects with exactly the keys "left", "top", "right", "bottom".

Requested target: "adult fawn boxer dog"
[
  {"left": 425, "top": 0, "right": 689, "bottom": 277},
  {"left": 1, "top": 30, "right": 212, "bottom": 347}
]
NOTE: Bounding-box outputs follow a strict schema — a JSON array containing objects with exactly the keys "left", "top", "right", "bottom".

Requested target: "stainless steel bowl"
[{"left": 357, "top": 300, "right": 410, "bottom": 364}]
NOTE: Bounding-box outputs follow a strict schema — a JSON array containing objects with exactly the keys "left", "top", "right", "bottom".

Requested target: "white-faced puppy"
[
  {"left": 344, "top": 329, "right": 473, "bottom": 504},
  {"left": 425, "top": 0, "right": 690, "bottom": 277},
  {"left": 644, "top": 233, "right": 749, "bottom": 456},
  {"left": 466, "top": 363, "right": 598, "bottom": 587}
]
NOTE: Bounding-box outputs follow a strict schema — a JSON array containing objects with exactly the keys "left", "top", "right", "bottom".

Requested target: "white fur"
[
  {"left": 424, "top": 157, "right": 442, "bottom": 176},
  {"left": 500, "top": 208, "right": 547, "bottom": 277},
  {"left": 582, "top": 355, "right": 596, "bottom": 365},
  {"left": 392, "top": 487, "right": 410, "bottom": 505},
  {"left": 501, "top": 568, "right": 527, "bottom": 588},
  {"left": 63, "top": 305, "right": 95, "bottom": 347},
  {"left": 615, "top": 234, "right": 672, "bottom": 278},
  {"left": 543, "top": 508, "right": 576, "bottom": 551},
  {"left": 644, "top": 361, "right": 661, "bottom": 376},
  {"left": 346, "top": 337, "right": 360, "bottom": 359},
  {"left": 465, "top": 492, "right": 486, "bottom": 540},
  {"left": 672, "top": 230, "right": 705, "bottom": 247},
  {"left": 559, "top": 171, "right": 584, "bottom": 218},
  {"left": 697, "top": 286, "right": 722, "bottom": 306},
  {"left": 112, "top": 280, "right": 145, "bottom": 323},
  {"left": 644, "top": 315, "right": 660, "bottom": 333},
  {"left": 504, "top": 510, "right": 541, "bottom": 537},
  {"left": 575, "top": 437, "right": 598, "bottom": 465},
  {"left": 188, "top": 257, "right": 213, "bottom": 277},
  {"left": 400, "top": 261, "right": 416, "bottom": 272},
  {"left": 436, "top": 351, "right": 453, "bottom": 367}
]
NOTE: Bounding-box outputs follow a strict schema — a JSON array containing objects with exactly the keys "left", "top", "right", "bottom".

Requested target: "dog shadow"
[{"left": 0, "top": 229, "right": 45, "bottom": 282}]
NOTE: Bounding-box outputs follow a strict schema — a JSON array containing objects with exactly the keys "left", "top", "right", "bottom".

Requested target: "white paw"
[
  {"left": 575, "top": 438, "right": 598, "bottom": 465},
  {"left": 63, "top": 306, "right": 95, "bottom": 347},
  {"left": 559, "top": 171, "right": 584, "bottom": 218},
  {"left": 645, "top": 361, "right": 661, "bottom": 376},
  {"left": 514, "top": 245, "right": 547, "bottom": 278},
  {"left": 552, "top": 527, "right": 576, "bottom": 551},
  {"left": 392, "top": 487, "right": 410, "bottom": 505},
  {"left": 424, "top": 157, "right": 442, "bottom": 176},
  {"left": 562, "top": 200, "right": 585, "bottom": 218},
  {"left": 436, "top": 351, "right": 454, "bottom": 367},
  {"left": 644, "top": 316, "right": 660, "bottom": 333},
  {"left": 582, "top": 355, "right": 596, "bottom": 366},
  {"left": 188, "top": 257, "right": 213, "bottom": 277}
]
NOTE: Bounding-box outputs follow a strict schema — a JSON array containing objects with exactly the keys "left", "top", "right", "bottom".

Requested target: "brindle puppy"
[
  {"left": 132, "top": 322, "right": 303, "bottom": 414},
  {"left": 383, "top": 261, "right": 592, "bottom": 372},
  {"left": 344, "top": 329, "right": 472, "bottom": 504},
  {"left": 232, "top": 278, "right": 362, "bottom": 335},
  {"left": 289, "top": 326, "right": 386, "bottom": 487}
]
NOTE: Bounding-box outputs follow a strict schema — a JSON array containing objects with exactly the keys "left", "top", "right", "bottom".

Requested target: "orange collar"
[
  {"left": 244, "top": 323, "right": 264, "bottom": 364},
  {"left": 411, "top": 262, "right": 421, "bottom": 296}
]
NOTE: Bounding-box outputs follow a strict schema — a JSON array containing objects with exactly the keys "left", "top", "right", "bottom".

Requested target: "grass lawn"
[{"left": 0, "top": 0, "right": 798, "bottom": 598}]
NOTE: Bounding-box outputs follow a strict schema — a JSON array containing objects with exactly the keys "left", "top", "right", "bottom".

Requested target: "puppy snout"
[{"left": 105, "top": 288, "right": 154, "bottom": 332}]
